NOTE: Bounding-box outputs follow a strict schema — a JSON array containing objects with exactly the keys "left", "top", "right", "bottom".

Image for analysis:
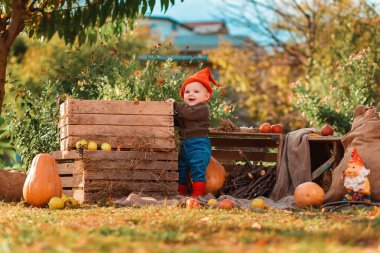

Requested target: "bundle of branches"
[
  {"left": 221, "top": 150, "right": 276, "bottom": 199},
  {"left": 217, "top": 118, "right": 240, "bottom": 132}
]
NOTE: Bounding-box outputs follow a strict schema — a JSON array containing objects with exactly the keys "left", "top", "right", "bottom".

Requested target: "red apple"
[
  {"left": 271, "top": 124, "right": 283, "bottom": 133},
  {"left": 218, "top": 199, "right": 234, "bottom": 209},
  {"left": 320, "top": 124, "right": 334, "bottom": 136},
  {"left": 259, "top": 123, "right": 272, "bottom": 133},
  {"left": 186, "top": 198, "right": 200, "bottom": 209}
]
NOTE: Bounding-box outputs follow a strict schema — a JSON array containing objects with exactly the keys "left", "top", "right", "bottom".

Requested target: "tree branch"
[{"left": 5, "top": 0, "right": 27, "bottom": 50}]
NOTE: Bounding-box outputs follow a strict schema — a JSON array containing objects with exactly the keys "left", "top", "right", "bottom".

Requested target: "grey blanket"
[{"left": 270, "top": 128, "right": 320, "bottom": 201}]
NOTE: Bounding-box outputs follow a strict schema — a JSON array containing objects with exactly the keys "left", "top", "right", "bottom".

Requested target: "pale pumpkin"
[
  {"left": 23, "top": 154, "right": 62, "bottom": 207},
  {"left": 205, "top": 156, "right": 226, "bottom": 194},
  {"left": 294, "top": 182, "right": 325, "bottom": 208}
]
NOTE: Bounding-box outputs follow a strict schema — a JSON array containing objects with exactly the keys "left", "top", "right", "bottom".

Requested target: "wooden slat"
[
  {"left": 60, "top": 125, "right": 174, "bottom": 139},
  {"left": 308, "top": 136, "right": 342, "bottom": 142},
  {"left": 58, "top": 162, "right": 83, "bottom": 174},
  {"left": 60, "top": 99, "right": 173, "bottom": 116},
  {"left": 312, "top": 156, "right": 335, "bottom": 180},
  {"left": 84, "top": 180, "right": 177, "bottom": 192},
  {"left": 210, "top": 138, "right": 279, "bottom": 148},
  {"left": 60, "top": 175, "right": 84, "bottom": 188},
  {"left": 62, "top": 189, "right": 84, "bottom": 203},
  {"left": 209, "top": 129, "right": 283, "bottom": 138},
  {"left": 60, "top": 136, "right": 175, "bottom": 151},
  {"left": 211, "top": 150, "right": 278, "bottom": 163},
  {"left": 84, "top": 170, "right": 178, "bottom": 181},
  {"left": 277, "top": 134, "right": 284, "bottom": 166},
  {"left": 81, "top": 160, "right": 177, "bottom": 171},
  {"left": 58, "top": 114, "right": 173, "bottom": 128},
  {"left": 52, "top": 150, "right": 178, "bottom": 161}
]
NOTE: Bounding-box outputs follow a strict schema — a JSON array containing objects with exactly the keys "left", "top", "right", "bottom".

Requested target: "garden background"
[
  {"left": 0, "top": 0, "right": 378, "bottom": 171},
  {"left": 0, "top": 1, "right": 379, "bottom": 252}
]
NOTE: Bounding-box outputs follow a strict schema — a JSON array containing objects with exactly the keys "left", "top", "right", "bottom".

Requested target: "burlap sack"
[
  {"left": 325, "top": 105, "right": 380, "bottom": 202},
  {"left": 0, "top": 169, "right": 26, "bottom": 202}
]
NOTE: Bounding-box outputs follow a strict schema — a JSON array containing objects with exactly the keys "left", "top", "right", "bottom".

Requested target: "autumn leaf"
[{"left": 367, "top": 206, "right": 380, "bottom": 220}]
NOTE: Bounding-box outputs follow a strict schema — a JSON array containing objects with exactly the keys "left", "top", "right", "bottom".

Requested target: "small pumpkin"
[
  {"left": 23, "top": 154, "right": 62, "bottom": 207},
  {"left": 294, "top": 182, "right": 325, "bottom": 208},
  {"left": 205, "top": 156, "right": 226, "bottom": 194}
]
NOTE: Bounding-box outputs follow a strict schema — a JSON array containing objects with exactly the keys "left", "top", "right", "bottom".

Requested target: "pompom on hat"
[
  {"left": 180, "top": 67, "right": 220, "bottom": 100},
  {"left": 348, "top": 147, "right": 364, "bottom": 167}
]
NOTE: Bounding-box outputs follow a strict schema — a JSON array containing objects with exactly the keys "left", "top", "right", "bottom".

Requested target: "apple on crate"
[
  {"left": 259, "top": 123, "right": 272, "bottom": 133},
  {"left": 320, "top": 124, "right": 334, "bottom": 136}
]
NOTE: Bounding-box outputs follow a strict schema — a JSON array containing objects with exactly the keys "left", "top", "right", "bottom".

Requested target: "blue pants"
[{"left": 178, "top": 137, "right": 211, "bottom": 184}]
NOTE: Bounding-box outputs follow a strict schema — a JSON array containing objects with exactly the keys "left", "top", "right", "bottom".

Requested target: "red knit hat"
[
  {"left": 348, "top": 147, "right": 364, "bottom": 167},
  {"left": 180, "top": 67, "right": 220, "bottom": 100}
]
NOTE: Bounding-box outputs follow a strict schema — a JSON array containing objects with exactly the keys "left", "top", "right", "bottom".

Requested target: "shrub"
[{"left": 292, "top": 48, "right": 378, "bottom": 135}]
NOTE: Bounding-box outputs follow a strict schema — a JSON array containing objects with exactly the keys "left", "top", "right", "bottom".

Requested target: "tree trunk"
[
  {"left": 0, "top": 44, "right": 8, "bottom": 115},
  {"left": 0, "top": 0, "right": 27, "bottom": 114}
]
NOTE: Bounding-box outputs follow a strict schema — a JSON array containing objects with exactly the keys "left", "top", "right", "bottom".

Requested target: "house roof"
[
  {"left": 173, "top": 34, "right": 250, "bottom": 52},
  {"left": 182, "top": 21, "right": 228, "bottom": 34}
]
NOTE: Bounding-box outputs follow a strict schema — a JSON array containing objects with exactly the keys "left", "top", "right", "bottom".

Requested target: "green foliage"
[
  {"left": 4, "top": 42, "right": 231, "bottom": 169},
  {"left": 0, "top": 116, "right": 18, "bottom": 168},
  {"left": 4, "top": 79, "right": 61, "bottom": 171},
  {"left": 292, "top": 48, "right": 378, "bottom": 134},
  {"left": 0, "top": 0, "right": 178, "bottom": 46}
]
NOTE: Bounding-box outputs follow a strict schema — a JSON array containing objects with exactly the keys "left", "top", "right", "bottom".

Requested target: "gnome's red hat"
[
  {"left": 348, "top": 147, "right": 364, "bottom": 167},
  {"left": 180, "top": 67, "right": 220, "bottom": 100}
]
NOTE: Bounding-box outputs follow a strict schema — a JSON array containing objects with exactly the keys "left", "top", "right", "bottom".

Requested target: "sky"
[
  {"left": 148, "top": 0, "right": 255, "bottom": 38},
  {"left": 149, "top": 0, "right": 222, "bottom": 22}
]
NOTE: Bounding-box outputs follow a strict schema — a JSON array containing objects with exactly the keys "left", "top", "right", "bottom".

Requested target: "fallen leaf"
[{"left": 367, "top": 206, "right": 380, "bottom": 220}]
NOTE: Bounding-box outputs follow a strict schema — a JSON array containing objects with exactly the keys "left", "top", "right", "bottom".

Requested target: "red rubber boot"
[
  {"left": 191, "top": 181, "right": 206, "bottom": 197},
  {"left": 178, "top": 184, "right": 188, "bottom": 196}
]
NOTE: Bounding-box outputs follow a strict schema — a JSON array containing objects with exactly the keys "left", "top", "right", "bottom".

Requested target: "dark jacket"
[{"left": 173, "top": 102, "right": 210, "bottom": 139}]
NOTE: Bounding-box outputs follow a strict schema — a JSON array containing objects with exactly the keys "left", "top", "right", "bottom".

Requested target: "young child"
[{"left": 166, "top": 67, "right": 220, "bottom": 197}]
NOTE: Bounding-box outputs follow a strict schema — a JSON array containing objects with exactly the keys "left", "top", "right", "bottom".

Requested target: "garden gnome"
[{"left": 343, "top": 147, "right": 371, "bottom": 202}]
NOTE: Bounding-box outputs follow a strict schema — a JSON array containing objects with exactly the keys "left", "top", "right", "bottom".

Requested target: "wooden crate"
[
  {"left": 209, "top": 129, "right": 284, "bottom": 170},
  {"left": 55, "top": 99, "right": 178, "bottom": 203},
  {"left": 59, "top": 99, "right": 175, "bottom": 151},
  {"left": 52, "top": 150, "right": 178, "bottom": 203}
]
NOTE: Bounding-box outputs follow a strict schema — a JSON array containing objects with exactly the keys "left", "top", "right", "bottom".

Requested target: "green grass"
[{"left": 0, "top": 202, "right": 379, "bottom": 253}]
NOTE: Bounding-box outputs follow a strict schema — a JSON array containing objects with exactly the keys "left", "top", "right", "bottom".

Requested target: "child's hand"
[{"left": 166, "top": 98, "right": 175, "bottom": 103}]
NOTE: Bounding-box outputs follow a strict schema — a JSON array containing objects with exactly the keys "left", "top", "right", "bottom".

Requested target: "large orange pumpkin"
[
  {"left": 294, "top": 182, "right": 325, "bottom": 208},
  {"left": 23, "top": 154, "right": 62, "bottom": 207},
  {"left": 205, "top": 157, "right": 226, "bottom": 194}
]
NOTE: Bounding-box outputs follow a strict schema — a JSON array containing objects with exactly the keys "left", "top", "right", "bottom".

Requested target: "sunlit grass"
[{"left": 0, "top": 202, "right": 379, "bottom": 252}]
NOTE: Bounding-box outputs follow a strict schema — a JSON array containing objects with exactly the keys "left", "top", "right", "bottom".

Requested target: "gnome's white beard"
[{"left": 344, "top": 167, "right": 370, "bottom": 192}]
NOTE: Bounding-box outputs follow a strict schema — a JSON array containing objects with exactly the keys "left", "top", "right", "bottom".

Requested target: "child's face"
[{"left": 183, "top": 82, "right": 211, "bottom": 106}]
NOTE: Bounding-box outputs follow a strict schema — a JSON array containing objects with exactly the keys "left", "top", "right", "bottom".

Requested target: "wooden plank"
[
  {"left": 277, "top": 134, "right": 285, "bottom": 166},
  {"left": 84, "top": 180, "right": 177, "bottom": 192},
  {"left": 62, "top": 189, "right": 84, "bottom": 203},
  {"left": 209, "top": 128, "right": 283, "bottom": 138},
  {"left": 211, "top": 150, "right": 278, "bottom": 163},
  {"left": 58, "top": 162, "right": 83, "bottom": 174},
  {"left": 312, "top": 156, "right": 335, "bottom": 181},
  {"left": 308, "top": 136, "right": 342, "bottom": 142},
  {"left": 60, "top": 175, "right": 84, "bottom": 188},
  {"left": 210, "top": 138, "right": 279, "bottom": 148},
  {"left": 60, "top": 125, "right": 174, "bottom": 139},
  {"left": 84, "top": 170, "right": 178, "bottom": 181},
  {"left": 60, "top": 136, "right": 175, "bottom": 151},
  {"left": 52, "top": 150, "right": 178, "bottom": 161},
  {"left": 81, "top": 160, "right": 177, "bottom": 171},
  {"left": 61, "top": 99, "right": 173, "bottom": 116},
  {"left": 60, "top": 100, "right": 69, "bottom": 117},
  {"left": 58, "top": 114, "right": 174, "bottom": 128}
]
